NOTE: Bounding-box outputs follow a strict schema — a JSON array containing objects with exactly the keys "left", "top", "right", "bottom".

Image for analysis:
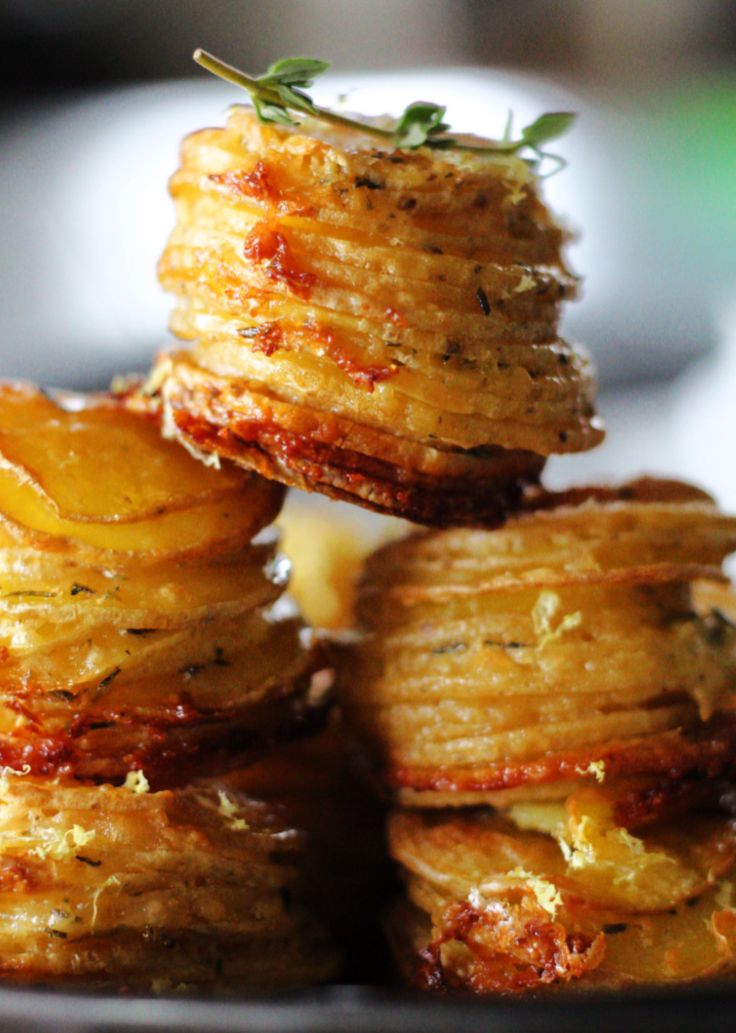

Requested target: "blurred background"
[{"left": 0, "top": 0, "right": 735, "bottom": 513}]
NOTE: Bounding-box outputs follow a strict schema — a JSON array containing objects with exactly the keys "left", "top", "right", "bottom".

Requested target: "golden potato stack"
[
  {"left": 153, "top": 107, "right": 603, "bottom": 526},
  {"left": 342, "top": 478, "right": 736, "bottom": 991},
  {"left": 0, "top": 383, "right": 337, "bottom": 991},
  {"left": 0, "top": 779, "right": 335, "bottom": 991}
]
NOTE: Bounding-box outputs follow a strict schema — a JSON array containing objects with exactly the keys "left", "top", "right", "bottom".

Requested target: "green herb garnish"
[
  {"left": 96, "top": 667, "right": 121, "bottom": 694},
  {"left": 70, "top": 582, "right": 95, "bottom": 597},
  {"left": 246, "top": 56, "right": 328, "bottom": 126},
  {"left": 193, "top": 49, "right": 575, "bottom": 168},
  {"left": 75, "top": 855, "right": 102, "bottom": 867},
  {"left": 393, "top": 101, "right": 453, "bottom": 149}
]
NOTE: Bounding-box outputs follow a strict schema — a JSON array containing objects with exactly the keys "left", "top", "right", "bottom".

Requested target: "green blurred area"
[{"left": 642, "top": 76, "right": 736, "bottom": 258}]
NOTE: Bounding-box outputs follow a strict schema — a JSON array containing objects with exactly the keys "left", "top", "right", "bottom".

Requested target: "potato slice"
[
  {"left": 0, "top": 462, "right": 281, "bottom": 557},
  {"left": 390, "top": 800, "right": 736, "bottom": 916},
  {"left": 0, "top": 384, "right": 324, "bottom": 784},
  {"left": 0, "top": 384, "right": 246, "bottom": 522}
]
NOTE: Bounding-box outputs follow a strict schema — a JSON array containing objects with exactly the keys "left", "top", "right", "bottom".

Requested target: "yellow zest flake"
[
  {"left": 532, "top": 590, "right": 582, "bottom": 648},
  {"left": 69, "top": 825, "right": 96, "bottom": 849},
  {"left": 514, "top": 272, "right": 537, "bottom": 294},
  {"left": 507, "top": 866, "right": 563, "bottom": 916},
  {"left": 564, "top": 814, "right": 646, "bottom": 871},
  {"left": 563, "top": 813, "right": 681, "bottom": 892},
  {"left": 91, "top": 874, "right": 121, "bottom": 929},
  {"left": 557, "top": 838, "right": 574, "bottom": 864},
  {"left": 31, "top": 824, "right": 96, "bottom": 862},
  {"left": 217, "top": 790, "right": 249, "bottom": 831},
  {"left": 576, "top": 760, "right": 606, "bottom": 783},
  {"left": 0, "top": 764, "right": 31, "bottom": 798},
  {"left": 123, "top": 770, "right": 150, "bottom": 794},
  {"left": 615, "top": 827, "right": 646, "bottom": 856},
  {"left": 467, "top": 887, "right": 486, "bottom": 911},
  {"left": 561, "top": 814, "right": 603, "bottom": 869}
]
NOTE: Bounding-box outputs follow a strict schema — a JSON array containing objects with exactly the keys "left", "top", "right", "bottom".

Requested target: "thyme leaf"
[
  {"left": 255, "top": 57, "right": 330, "bottom": 125},
  {"left": 393, "top": 101, "right": 453, "bottom": 149},
  {"left": 193, "top": 49, "right": 575, "bottom": 168},
  {"left": 520, "top": 112, "right": 576, "bottom": 150},
  {"left": 75, "top": 855, "right": 102, "bottom": 867}
]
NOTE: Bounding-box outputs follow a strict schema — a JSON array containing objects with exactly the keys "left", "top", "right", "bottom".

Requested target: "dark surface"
[{"left": 0, "top": 983, "right": 735, "bottom": 1033}]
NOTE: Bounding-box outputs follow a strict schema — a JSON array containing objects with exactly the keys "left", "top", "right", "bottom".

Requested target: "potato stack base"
[
  {"left": 0, "top": 384, "right": 337, "bottom": 991},
  {"left": 342, "top": 478, "right": 736, "bottom": 991}
]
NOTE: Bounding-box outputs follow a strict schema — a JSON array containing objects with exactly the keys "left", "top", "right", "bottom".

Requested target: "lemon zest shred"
[
  {"left": 0, "top": 764, "right": 31, "bottom": 798},
  {"left": 123, "top": 770, "right": 150, "bottom": 794},
  {"left": 30, "top": 825, "right": 96, "bottom": 862},
  {"left": 467, "top": 887, "right": 486, "bottom": 911},
  {"left": 561, "top": 814, "right": 681, "bottom": 890},
  {"left": 91, "top": 874, "right": 121, "bottom": 930},
  {"left": 532, "top": 590, "right": 582, "bottom": 648},
  {"left": 576, "top": 760, "right": 606, "bottom": 783},
  {"left": 507, "top": 866, "right": 563, "bottom": 916},
  {"left": 217, "top": 790, "right": 249, "bottom": 831},
  {"left": 558, "top": 838, "right": 574, "bottom": 863},
  {"left": 615, "top": 827, "right": 646, "bottom": 855}
]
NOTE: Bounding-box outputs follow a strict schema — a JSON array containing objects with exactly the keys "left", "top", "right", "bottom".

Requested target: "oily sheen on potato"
[
  {"left": 387, "top": 786, "right": 736, "bottom": 992},
  {"left": 0, "top": 384, "right": 329, "bottom": 782}
]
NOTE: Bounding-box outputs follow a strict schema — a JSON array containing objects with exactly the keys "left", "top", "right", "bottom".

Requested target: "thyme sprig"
[{"left": 193, "top": 49, "right": 575, "bottom": 167}]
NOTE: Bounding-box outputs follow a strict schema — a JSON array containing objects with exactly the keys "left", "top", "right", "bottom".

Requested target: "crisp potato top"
[{"left": 0, "top": 383, "right": 282, "bottom": 557}]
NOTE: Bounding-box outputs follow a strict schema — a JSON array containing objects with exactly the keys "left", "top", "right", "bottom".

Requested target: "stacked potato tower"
[
  {"left": 153, "top": 107, "right": 602, "bottom": 525},
  {"left": 345, "top": 480, "right": 736, "bottom": 990},
  {"left": 149, "top": 95, "right": 736, "bottom": 994},
  {"left": 0, "top": 384, "right": 336, "bottom": 990}
]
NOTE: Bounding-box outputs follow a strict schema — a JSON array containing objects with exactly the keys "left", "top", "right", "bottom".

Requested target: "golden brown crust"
[
  {"left": 410, "top": 899, "right": 606, "bottom": 994},
  {"left": 159, "top": 354, "right": 545, "bottom": 527},
  {"left": 403, "top": 890, "right": 736, "bottom": 993},
  {"left": 0, "top": 635, "right": 331, "bottom": 784},
  {"left": 360, "top": 478, "right": 735, "bottom": 602},
  {"left": 389, "top": 718, "right": 736, "bottom": 798}
]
